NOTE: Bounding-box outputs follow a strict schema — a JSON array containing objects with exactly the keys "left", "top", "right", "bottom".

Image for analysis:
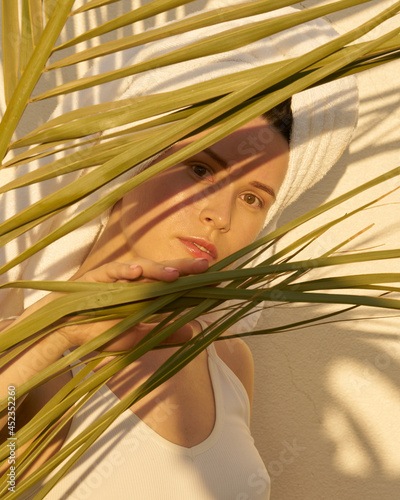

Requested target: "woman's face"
[{"left": 113, "top": 117, "right": 289, "bottom": 265}]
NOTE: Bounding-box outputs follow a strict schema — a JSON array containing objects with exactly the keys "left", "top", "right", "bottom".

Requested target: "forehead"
[{"left": 178, "top": 116, "right": 288, "bottom": 166}]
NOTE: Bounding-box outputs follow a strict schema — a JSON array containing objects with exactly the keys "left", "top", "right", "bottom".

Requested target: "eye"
[
  {"left": 190, "top": 163, "right": 213, "bottom": 180},
  {"left": 240, "top": 193, "right": 264, "bottom": 208}
]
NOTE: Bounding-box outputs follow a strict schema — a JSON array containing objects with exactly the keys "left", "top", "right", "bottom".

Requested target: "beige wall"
[
  {"left": 2, "top": 1, "right": 399, "bottom": 498},
  {"left": 248, "top": 2, "right": 400, "bottom": 498}
]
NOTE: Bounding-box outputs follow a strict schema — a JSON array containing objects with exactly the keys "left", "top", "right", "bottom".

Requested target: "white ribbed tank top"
[{"left": 24, "top": 342, "right": 270, "bottom": 500}]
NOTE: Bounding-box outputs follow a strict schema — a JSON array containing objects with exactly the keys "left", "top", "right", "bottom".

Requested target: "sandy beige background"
[
  {"left": 1, "top": 1, "right": 399, "bottom": 499},
  {"left": 247, "top": 2, "right": 400, "bottom": 499}
]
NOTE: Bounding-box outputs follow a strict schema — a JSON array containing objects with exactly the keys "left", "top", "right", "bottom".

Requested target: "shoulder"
[{"left": 213, "top": 337, "right": 255, "bottom": 407}]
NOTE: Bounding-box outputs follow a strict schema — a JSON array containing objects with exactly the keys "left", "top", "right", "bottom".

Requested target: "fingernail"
[
  {"left": 195, "top": 258, "right": 208, "bottom": 263},
  {"left": 164, "top": 267, "right": 179, "bottom": 273},
  {"left": 129, "top": 265, "right": 140, "bottom": 270}
]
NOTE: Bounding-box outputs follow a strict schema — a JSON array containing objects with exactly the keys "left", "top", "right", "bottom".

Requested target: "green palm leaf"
[
  {"left": 1, "top": 1, "right": 20, "bottom": 104},
  {"left": 51, "top": 0, "right": 341, "bottom": 64},
  {"left": 0, "top": 0, "right": 75, "bottom": 161},
  {"left": 0, "top": 1, "right": 399, "bottom": 497},
  {"left": 33, "top": 0, "right": 395, "bottom": 101}
]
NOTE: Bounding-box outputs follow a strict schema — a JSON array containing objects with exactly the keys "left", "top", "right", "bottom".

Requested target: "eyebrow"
[
  {"left": 250, "top": 181, "right": 276, "bottom": 199},
  {"left": 204, "top": 147, "right": 228, "bottom": 168},
  {"left": 203, "top": 148, "right": 276, "bottom": 199}
]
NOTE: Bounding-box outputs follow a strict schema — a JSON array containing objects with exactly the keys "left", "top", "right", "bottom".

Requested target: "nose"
[{"left": 199, "top": 185, "right": 234, "bottom": 232}]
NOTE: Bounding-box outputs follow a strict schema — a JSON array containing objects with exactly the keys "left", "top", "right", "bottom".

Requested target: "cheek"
[
  {"left": 120, "top": 177, "right": 196, "bottom": 237},
  {"left": 243, "top": 223, "right": 264, "bottom": 246},
  {"left": 230, "top": 213, "right": 266, "bottom": 253}
]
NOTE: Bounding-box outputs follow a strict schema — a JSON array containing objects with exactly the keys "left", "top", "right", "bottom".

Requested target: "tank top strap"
[
  {"left": 204, "top": 342, "right": 251, "bottom": 426},
  {"left": 196, "top": 317, "right": 250, "bottom": 414}
]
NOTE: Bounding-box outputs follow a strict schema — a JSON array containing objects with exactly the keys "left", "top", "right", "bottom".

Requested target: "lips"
[{"left": 179, "top": 237, "right": 218, "bottom": 262}]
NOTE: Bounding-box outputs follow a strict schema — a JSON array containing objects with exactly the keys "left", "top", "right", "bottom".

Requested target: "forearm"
[
  {"left": 0, "top": 296, "right": 73, "bottom": 428},
  {"left": 0, "top": 334, "right": 71, "bottom": 431}
]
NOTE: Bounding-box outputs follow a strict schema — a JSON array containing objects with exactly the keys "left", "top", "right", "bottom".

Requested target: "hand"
[
  {"left": 56, "top": 257, "right": 209, "bottom": 351},
  {"left": 77, "top": 257, "right": 208, "bottom": 284}
]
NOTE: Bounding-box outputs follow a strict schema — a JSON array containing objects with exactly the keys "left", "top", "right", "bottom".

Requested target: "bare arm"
[
  {"left": 0, "top": 294, "right": 73, "bottom": 428},
  {"left": 0, "top": 303, "right": 73, "bottom": 478}
]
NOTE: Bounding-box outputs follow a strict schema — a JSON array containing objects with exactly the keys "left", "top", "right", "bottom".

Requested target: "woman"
[{"left": 0, "top": 4, "right": 358, "bottom": 499}]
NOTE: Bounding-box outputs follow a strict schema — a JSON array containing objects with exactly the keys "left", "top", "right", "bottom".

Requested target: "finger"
[
  {"left": 130, "top": 259, "right": 180, "bottom": 282},
  {"left": 124, "top": 258, "right": 207, "bottom": 283},
  {"left": 160, "top": 258, "right": 209, "bottom": 277},
  {"left": 81, "top": 262, "right": 143, "bottom": 283},
  {"left": 140, "top": 257, "right": 209, "bottom": 282},
  {"left": 81, "top": 257, "right": 209, "bottom": 285}
]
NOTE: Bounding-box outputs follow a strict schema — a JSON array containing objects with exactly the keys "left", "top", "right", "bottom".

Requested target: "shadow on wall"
[{"left": 247, "top": 316, "right": 400, "bottom": 500}]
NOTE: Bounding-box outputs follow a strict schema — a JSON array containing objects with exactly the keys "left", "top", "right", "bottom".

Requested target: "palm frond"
[
  {"left": 1, "top": 1, "right": 20, "bottom": 105},
  {"left": 0, "top": 0, "right": 75, "bottom": 161},
  {"left": 0, "top": 1, "right": 399, "bottom": 496},
  {"left": 52, "top": 0, "right": 325, "bottom": 61}
]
